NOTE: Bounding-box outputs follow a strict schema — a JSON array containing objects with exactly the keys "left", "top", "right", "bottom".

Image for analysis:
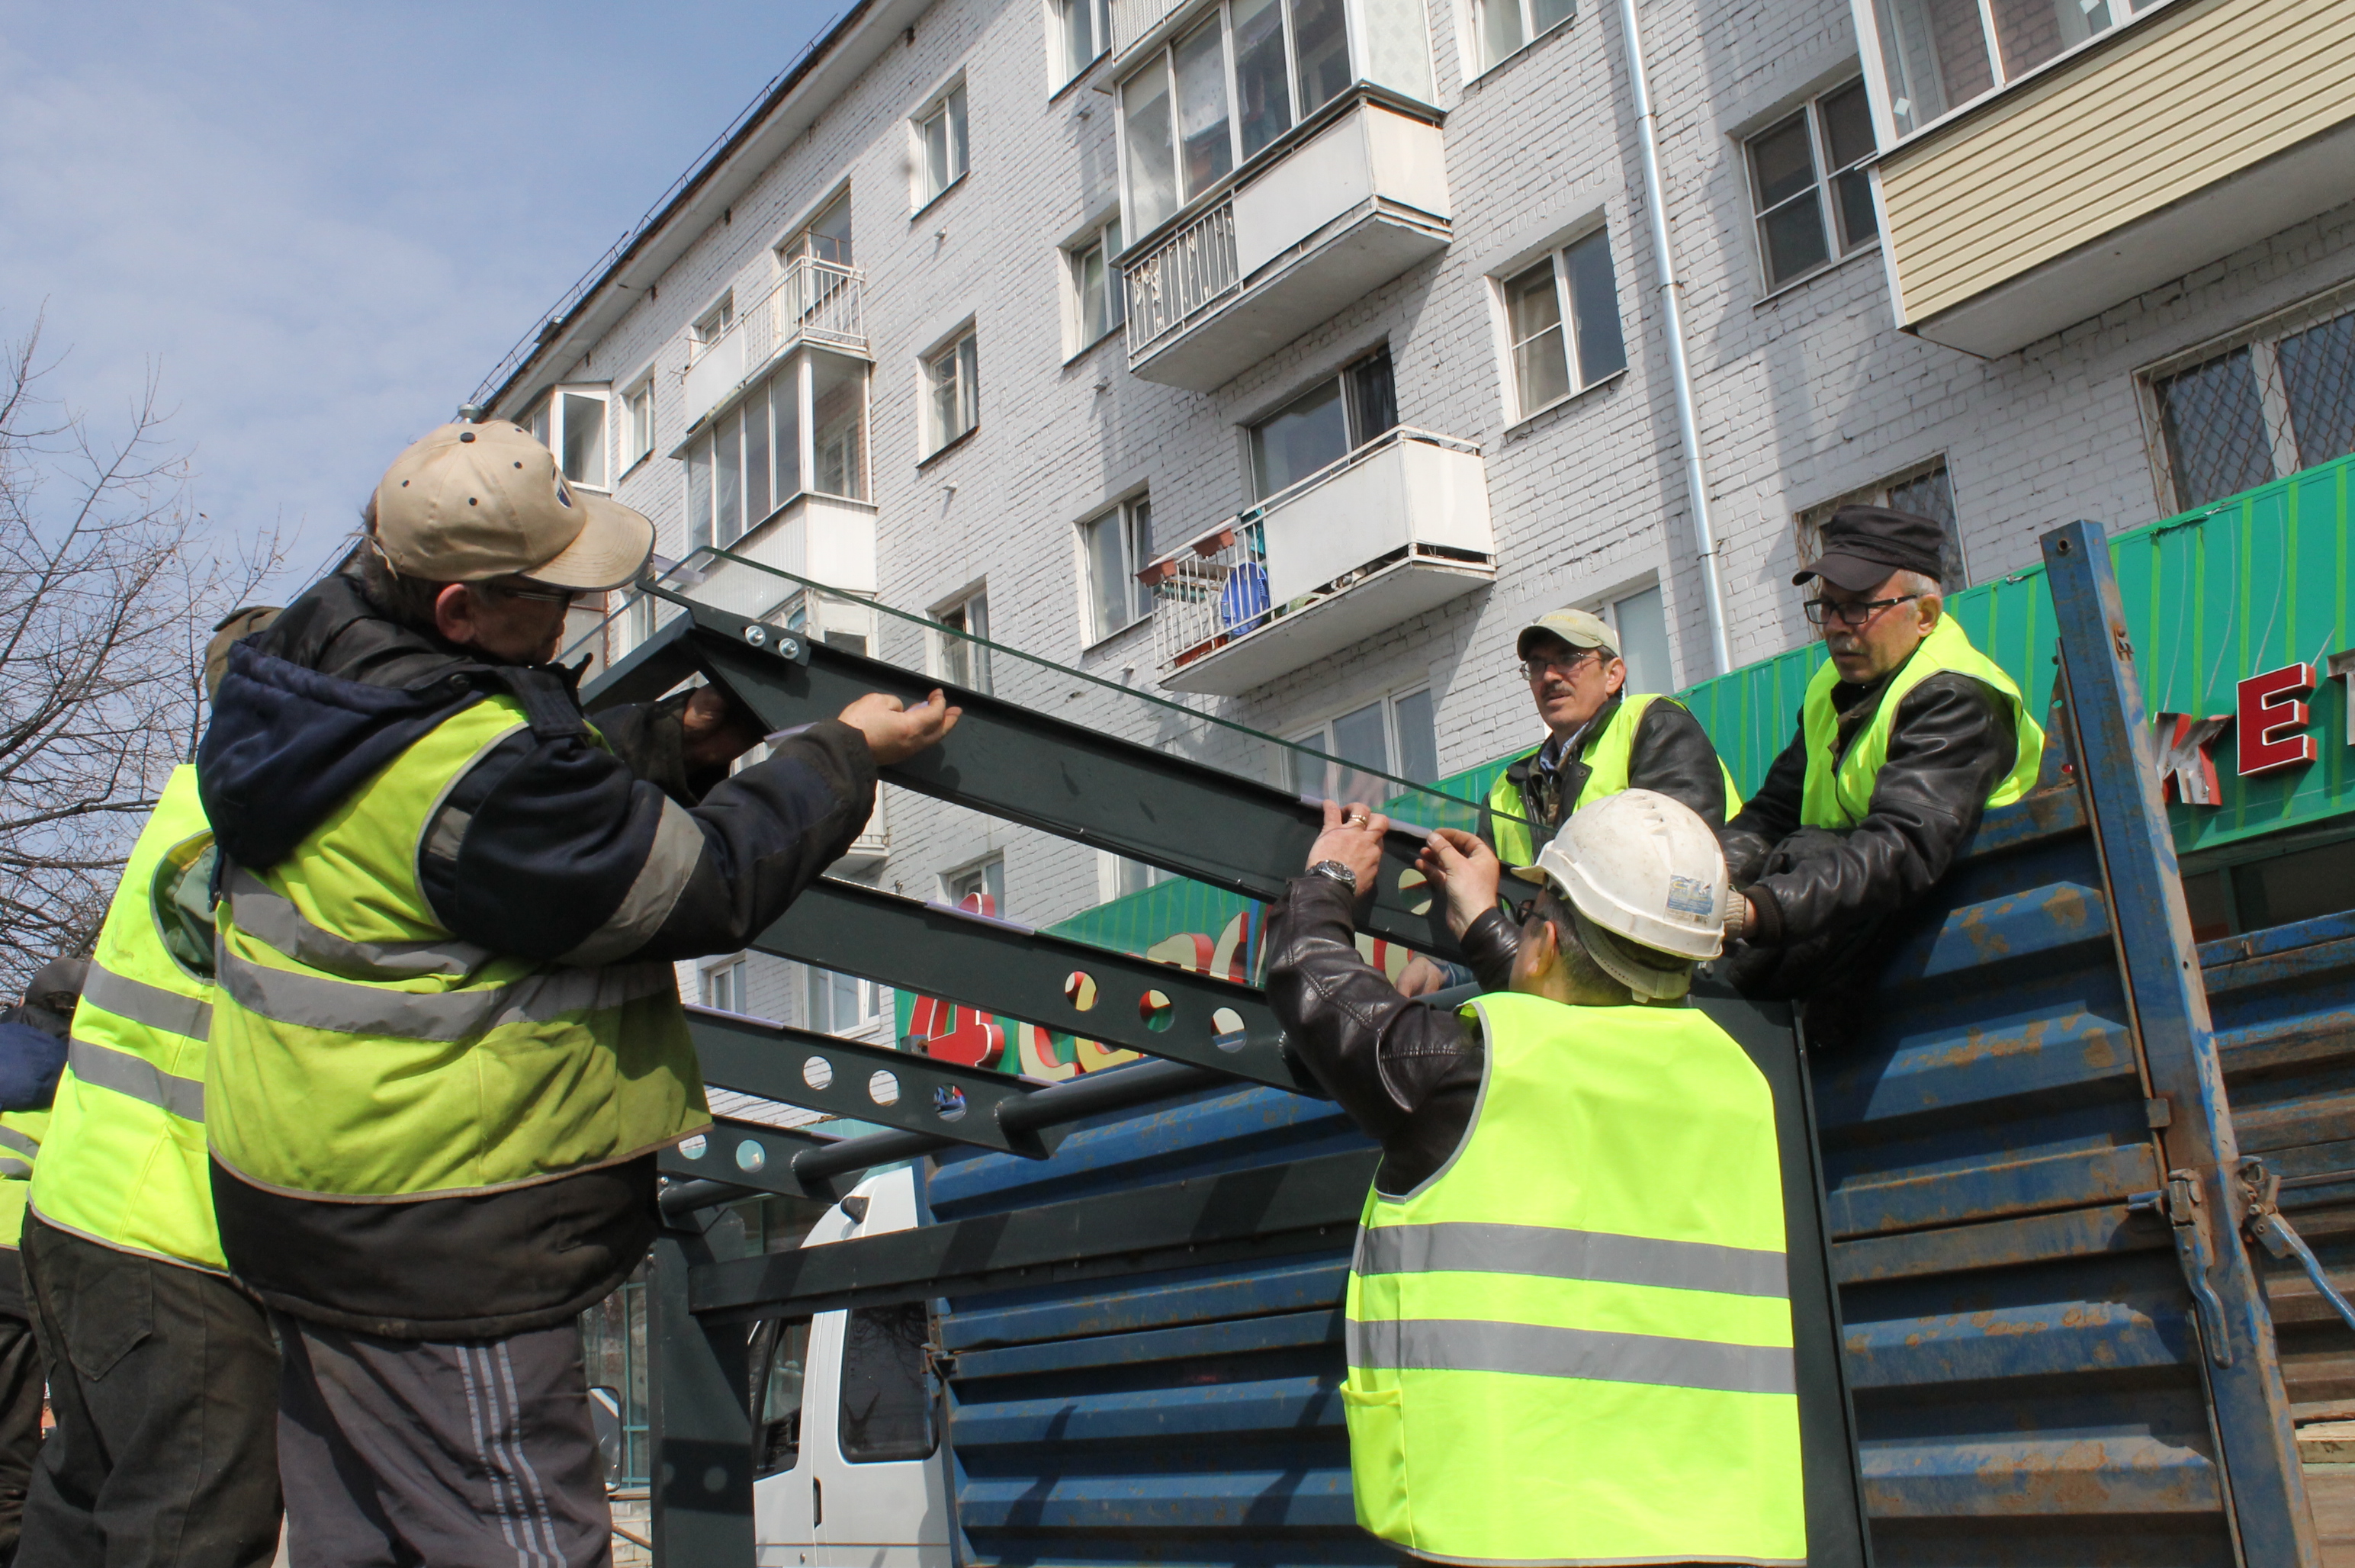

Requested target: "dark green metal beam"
[{"left": 659, "top": 1115, "right": 832, "bottom": 1198}]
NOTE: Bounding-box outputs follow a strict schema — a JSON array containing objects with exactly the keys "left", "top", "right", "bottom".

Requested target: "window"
[
  {"left": 1055, "top": 0, "right": 1110, "bottom": 85},
  {"left": 1501, "top": 229, "right": 1626, "bottom": 420},
  {"left": 2145, "top": 293, "right": 2355, "bottom": 511},
  {"left": 1591, "top": 583, "right": 1674, "bottom": 694},
  {"left": 838, "top": 1302, "right": 937, "bottom": 1463},
  {"left": 1286, "top": 686, "right": 1439, "bottom": 800},
  {"left": 917, "top": 83, "right": 969, "bottom": 207},
  {"left": 937, "top": 589, "right": 991, "bottom": 693},
  {"left": 703, "top": 959, "right": 746, "bottom": 1013},
  {"left": 691, "top": 294, "right": 735, "bottom": 359},
  {"left": 1249, "top": 348, "right": 1396, "bottom": 500},
  {"left": 1109, "top": 855, "right": 1165, "bottom": 898},
  {"left": 685, "top": 350, "right": 869, "bottom": 549},
  {"left": 1746, "top": 79, "right": 1878, "bottom": 293},
  {"left": 944, "top": 856, "right": 1005, "bottom": 917},
  {"left": 1799, "top": 458, "right": 1968, "bottom": 587},
  {"left": 1071, "top": 219, "right": 1126, "bottom": 351},
  {"left": 1084, "top": 496, "right": 1153, "bottom": 641},
  {"left": 779, "top": 190, "right": 854, "bottom": 267},
  {"left": 518, "top": 386, "right": 612, "bottom": 488},
  {"left": 806, "top": 966, "right": 882, "bottom": 1034},
  {"left": 624, "top": 380, "right": 655, "bottom": 471},
  {"left": 1869, "top": 0, "right": 2132, "bottom": 137},
  {"left": 2183, "top": 829, "right": 2355, "bottom": 943},
  {"left": 1473, "top": 0, "right": 1573, "bottom": 73},
  {"left": 750, "top": 1316, "right": 813, "bottom": 1477},
  {"left": 774, "top": 589, "right": 872, "bottom": 657},
  {"left": 1116, "top": 0, "right": 1425, "bottom": 237},
  {"left": 923, "top": 329, "right": 980, "bottom": 455}
]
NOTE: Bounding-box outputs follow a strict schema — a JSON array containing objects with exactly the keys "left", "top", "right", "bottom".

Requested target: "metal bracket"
[
  {"left": 2240, "top": 1156, "right": 2355, "bottom": 1337},
  {"left": 2129, "top": 1168, "right": 2234, "bottom": 1367}
]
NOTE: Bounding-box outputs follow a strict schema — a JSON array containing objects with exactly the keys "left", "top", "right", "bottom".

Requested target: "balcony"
[
  {"left": 682, "top": 258, "right": 866, "bottom": 430},
  {"left": 1122, "top": 97, "right": 1448, "bottom": 392},
  {"left": 1138, "top": 429, "right": 1493, "bottom": 696},
  {"left": 1875, "top": 0, "right": 2355, "bottom": 356}
]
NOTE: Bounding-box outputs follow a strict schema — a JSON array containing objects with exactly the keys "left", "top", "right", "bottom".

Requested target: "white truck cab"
[{"left": 750, "top": 1165, "right": 953, "bottom": 1568}]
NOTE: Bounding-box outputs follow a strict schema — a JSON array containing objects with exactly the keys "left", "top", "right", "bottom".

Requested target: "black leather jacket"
[
  {"left": 1483, "top": 694, "right": 1732, "bottom": 857},
  {"left": 1266, "top": 875, "right": 1522, "bottom": 1197},
  {"left": 1716, "top": 660, "right": 2019, "bottom": 1002}
]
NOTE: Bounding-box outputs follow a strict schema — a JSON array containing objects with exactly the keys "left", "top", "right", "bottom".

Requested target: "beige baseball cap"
[
  {"left": 371, "top": 421, "right": 654, "bottom": 592},
  {"left": 1516, "top": 607, "right": 1619, "bottom": 660}
]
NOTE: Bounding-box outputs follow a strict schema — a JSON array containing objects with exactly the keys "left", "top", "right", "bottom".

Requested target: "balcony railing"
[
  {"left": 1123, "top": 203, "right": 1239, "bottom": 363},
  {"left": 1139, "top": 427, "right": 1492, "bottom": 692},
  {"left": 683, "top": 257, "right": 866, "bottom": 429}
]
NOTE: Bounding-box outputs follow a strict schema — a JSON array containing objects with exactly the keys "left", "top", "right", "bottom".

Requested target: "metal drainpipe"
[{"left": 1615, "top": 0, "right": 1733, "bottom": 676}]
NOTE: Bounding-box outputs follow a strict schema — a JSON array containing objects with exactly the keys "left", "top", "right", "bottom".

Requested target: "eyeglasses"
[
  {"left": 1521, "top": 649, "right": 1603, "bottom": 681},
  {"left": 1803, "top": 593, "right": 1920, "bottom": 628},
  {"left": 482, "top": 580, "right": 581, "bottom": 607}
]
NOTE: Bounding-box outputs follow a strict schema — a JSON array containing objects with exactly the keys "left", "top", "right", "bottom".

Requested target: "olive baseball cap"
[
  {"left": 1516, "top": 607, "right": 1620, "bottom": 660},
  {"left": 371, "top": 421, "right": 654, "bottom": 592},
  {"left": 1795, "top": 504, "right": 1948, "bottom": 592}
]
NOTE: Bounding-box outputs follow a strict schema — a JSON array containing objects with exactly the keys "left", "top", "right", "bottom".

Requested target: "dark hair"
[{"left": 355, "top": 500, "right": 451, "bottom": 633}]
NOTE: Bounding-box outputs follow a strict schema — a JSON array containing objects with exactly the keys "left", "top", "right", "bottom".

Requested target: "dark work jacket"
[
  {"left": 1483, "top": 694, "right": 1733, "bottom": 860},
  {"left": 1264, "top": 876, "right": 1523, "bottom": 1197},
  {"left": 196, "top": 567, "right": 876, "bottom": 1335},
  {"left": 1715, "top": 667, "right": 2017, "bottom": 1006}
]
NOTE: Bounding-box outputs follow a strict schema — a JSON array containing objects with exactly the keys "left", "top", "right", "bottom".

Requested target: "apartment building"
[{"left": 476, "top": 0, "right": 2355, "bottom": 1050}]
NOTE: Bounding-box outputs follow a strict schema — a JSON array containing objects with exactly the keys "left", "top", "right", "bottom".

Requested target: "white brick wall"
[{"left": 509, "top": 0, "right": 2355, "bottom": 1013}]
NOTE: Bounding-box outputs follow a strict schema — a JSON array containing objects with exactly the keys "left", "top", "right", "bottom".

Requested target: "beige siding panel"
[{"left": 1882, "top": 0, "right": 2355, "bottom": 321}]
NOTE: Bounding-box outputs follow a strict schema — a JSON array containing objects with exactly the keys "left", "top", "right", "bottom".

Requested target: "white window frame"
[
  {"left": 1494, "top": 224, "right": 1627, "bottom": 425},
  {"left": 1577, "top": 577, "right": 1679, "bottom": 696},
  {"left": 921, "top": 326, "right": 980, "bottom": 456},
  {"left": 776, "top": 187, "right": 854, "bottom": 268},
  {"left": 1284, "top": 684, "right": 1439, "bottom": 795},
  {"left": 1051, "top": 0, "right": 1111, "bottom": 88},
  {"left": 804, "top": 965, "right": 883, "bottom": 1035},
  {"left": 622, "top": 377, "right": 656, "bottom": 474},
  {"left": 702, "top": 957, "right": 747, "bottom": 1014},
  {"left": 1081, "top": 493, "right": 1153, "bottom": 644},
  {"left": 2135, "top": 280, "right": 2355, "bottom": 514},
  {"left": 1465, "top": 0, "right": 1575, "bottom": 78},
  {"left": 943, "top": 855, "right": 1006, "bottom": 918},
  {"left": 1798, "top": 456, "right": 1968, "bottom": 589},
  {"left": 683, "top": 349, "right": 870, "bottom": 550},
  {"left": 519, "top": 384, "right": 613, "bottom": 490},
  {"left": 1743, "top": 77, "right": 1879, "bottom": 297},
  {"left": 1067, "top": 217, "right": 1126, "bottom": 356},
  {"left": 933, "top": 585, "right": 992, "bottom": 694},
  {"left": 689, "top": 292, "right": 735, "bottom": 364},
  {"left": 914, "top": 80, "right": 970, "bottom": 211}
]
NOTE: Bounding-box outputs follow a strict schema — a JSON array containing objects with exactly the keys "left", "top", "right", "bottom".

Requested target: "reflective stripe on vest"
[
  {"left": 0, "top": 1112, "right": 49, "bottom": 1250},
  {"left": 1798, "top": 613, "right": 2046, "bottom": 830},
  {"left": 1341, "top": 991, "right": 1804, "bottom": 1566},
  {"left": 1486, "top": 695, "right": 1742, "bottom": 866},
  {"left": 209, "top": 695, "right": 709, "bottom": 1203},
  {"left": 33, "top": 766, "right": 226, "bottom": 1271}
]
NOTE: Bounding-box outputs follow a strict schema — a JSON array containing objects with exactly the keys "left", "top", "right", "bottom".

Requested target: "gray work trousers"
[{"left": 275, "top": 1312, "right": 612, "bottom": 1568}]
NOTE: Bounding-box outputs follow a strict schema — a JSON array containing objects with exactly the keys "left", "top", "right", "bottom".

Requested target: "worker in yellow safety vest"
[
  {"left": 0, "top": 957, "right": 81, "bottom": 1563},
  {"left": 14, "top": 609, "right": 284, "bottom": 1568},
  {"left": 1718, "top": 505, "right": 2043, "bottom": 1017},
  {"left": 1266, "top": 790, "right": 1803, "bottom": 1566}
]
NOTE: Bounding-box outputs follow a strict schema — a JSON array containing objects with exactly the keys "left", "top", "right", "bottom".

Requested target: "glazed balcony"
[{"left": 681, "top": 258, "right": 866, "bottom": 431}]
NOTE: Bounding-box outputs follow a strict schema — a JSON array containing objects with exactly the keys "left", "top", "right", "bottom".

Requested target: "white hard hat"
[{"left": 1513, "top": 789, "right": 1730, "bottom": 1000}]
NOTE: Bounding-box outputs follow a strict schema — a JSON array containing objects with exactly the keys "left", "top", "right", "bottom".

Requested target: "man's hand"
[
  {"left": 1415, "top": 827, "right": 1502, "bottom": 940},
  {"left": 1306, "top": 799, "right": 1388, "bottom": 895},
  {"left": 680, "top": 686, "right": 768, "bottom": 776},
  {"left": 1394, "top": 955, "right": 1449, "bottom": 997},
  {"left": 840, "top": 689, "right": 962, "bottom": 765}
]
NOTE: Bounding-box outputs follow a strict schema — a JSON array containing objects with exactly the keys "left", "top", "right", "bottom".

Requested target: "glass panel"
[
  {"left": 1250, "top": 376, "right": 1350, "bottom": 499},
  {"left": 1232, "top": 0, "right": 1293, "bottom": 160},
  {"left": 716, "top": 407, "right": 743, "bottom": 545},
  {"left": 1749, "top": 114, "right": 1817, "bottom": 211},
  {"left": 946, "top": 85, "right": 970, "bottom": 178},
  {"left": 560, "top": 393, "right": 606, "bottom": 487},
  {"left": 1988, "top": 0, "right": 2110, "bottom": 81},
  {"left": 2279, "top": 310, "right": 2355, "bottom": 471},
  {"left": 1175, "top": 21, "right": 1233, "bottom": 201},
  {"left": 958, "top": 333, "right": 980, "bottom": 435},
  {"left": 1291, "top": 0, "right": 1351, "bottom": 116},
  {"left": 1505, "top": 260, "right": 1570, "bottom": 413},
  {"left": 2155, "top": 349, "right": 2276, "bottom": 509},
  {"left": 745, "top": 379, "right": 773, "bottom": 525},
  {"left": 1349, "top": 349, "right": 1398, "bottom": 445},
  {"left": 1563, "top": 230, "right": 1625, "bottom": 386},
  {"left": 1529, "top": 0, "right": 1575, "bottom": 38},
  {"left": 838, "top": 1303, "right": 937, "bottom": 1463},
  {"left": 1831, "top": 168, "right": 1878, "bottom": 252},
  {"left": 946, "top": 855, "right": 1005, "bottom": 915},
  {"left": 1479, "top": 0, "right": 1526, "bottom": 70},
  {"left": 1127, "top": 498, "right": 1152, "bottom": 618},
  {"left": 810, "top": 351, "right": 866, "bottom": 500},
  {"left": 1759, "top": 191, "right": 1830, "bottom": 291},
  {"left": 2231, "top": 835, "right": 2355, "bottom": 931},
  {"left": 1122, "top": 63, "right": 1180, "bottom": 234},
  {"left": 1081, "top": 241, "right": 1110, "bottom": 343},
  {"left": 754, "top": 1317, "right": 811, "bottom": 1476},
  {"left": 1359, "top": 0, "right": 1435, "bottom": 103},
  {"left": 1087, "top": 510, "right": 1131, "bottom": 638},
  {"left": 1391, "top": 689, "right": 1438, "bottom": 784},
  {"left": 629, "top": 386, "right": 654, "bottom": 462},
  {"left": 1061, "top": 0, "right": 1100, "bottom": 81},
  {"left": 687, "top": 440, "right": 714, "bottom": 550},
  {"left": 1885, "top": 464, "right": 1965, "bottom": 586},
  {"left": 1322, "top": 699, "right": 1393, "bottom": 805},
  {"left": 775, "top": 358, "right": 805, "bottom": 502},
  {"left": 1820, "top": 81, "right": 1877, "bottom": 171},
  {"left": 1611, "top": 585, "right": 1672, "bottom": 696},
  {"left": 808, "top": 191, "right": 853, "bottom": 265},
  {"left": 924, "top": 106, "right": 952, "bottom": 198},
  {"left": 1871, "top": 0, "right": 1992, "bottom": 132}
]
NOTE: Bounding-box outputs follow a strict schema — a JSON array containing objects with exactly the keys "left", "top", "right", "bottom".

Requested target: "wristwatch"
[{"left": 1306, "top": 860, "right": 1359, "bottom": 894}]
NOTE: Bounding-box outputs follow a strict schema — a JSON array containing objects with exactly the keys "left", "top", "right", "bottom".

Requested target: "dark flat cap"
[{"left": 1795, "top": 505, "right": 1948, "bottom": 592}]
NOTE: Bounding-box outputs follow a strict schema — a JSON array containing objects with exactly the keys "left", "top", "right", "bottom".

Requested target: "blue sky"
[{"left": 0, "top": 2, "right": 838, "bottom": 584}]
